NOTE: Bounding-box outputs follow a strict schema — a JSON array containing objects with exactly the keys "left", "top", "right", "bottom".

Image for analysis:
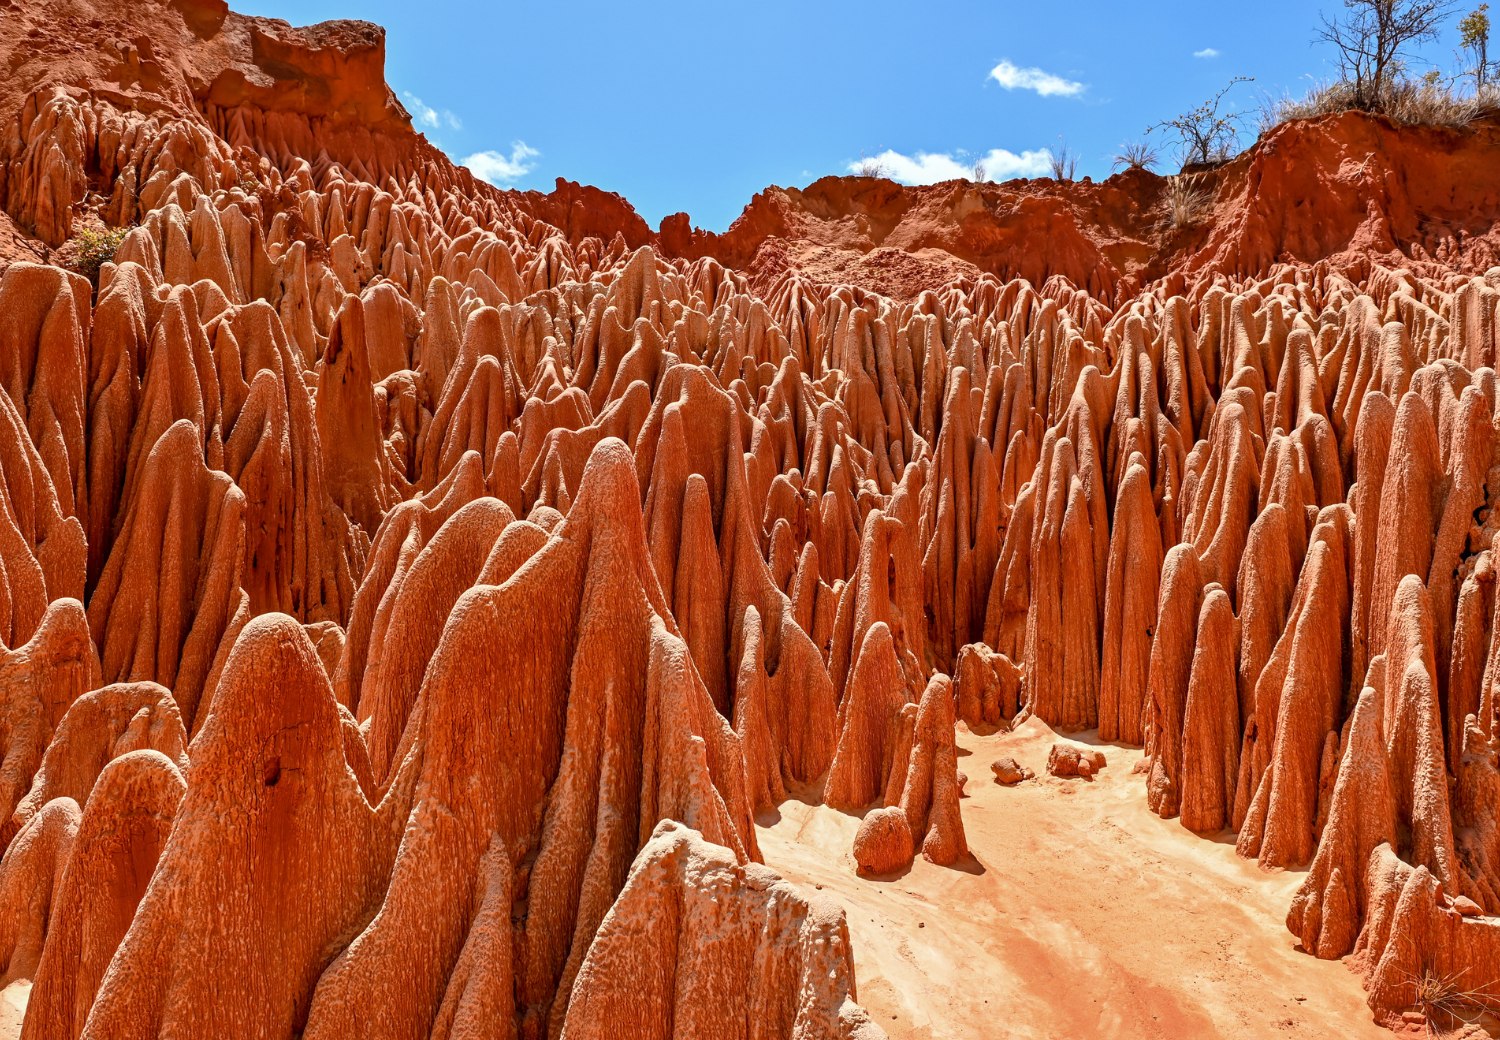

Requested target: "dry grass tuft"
[
  {"left": 1261, "top": 78, "right": 1500, "bottom": 131},
  {"left": 1049, "top": 143, "right": 1078, "bottom": 182},
  {"left": 1401, "top": 964, "right": 1500, "bottom": 1036},
  {"left": 1112, "top": 141, "right": 1160, "bottom": 172},
  {"left": 1164, "top": 174, "right": 1214, "bottom": 229}
]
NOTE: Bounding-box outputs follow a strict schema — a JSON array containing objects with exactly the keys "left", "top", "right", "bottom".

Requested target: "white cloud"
[
  {"left": 1194, "top": 47, "right": 1220, "bottom": 59},
  {"left": 849, "top": 147, "right": 1053, "bottom": 185},
  {"left": 463, "top": 143, "right": 540, "bottom": 185},
  {"left": 401, "top": 91, "right": 439, "bottom": 128},
  {"left": 988, "top": 60, "right": 1085, "bottom": 97},
  {"left": 975, "top": 147, "right": 1056, "bottom": 179},
  {"left": 402, "top": 91, "right": 462, "bottom": 133}
]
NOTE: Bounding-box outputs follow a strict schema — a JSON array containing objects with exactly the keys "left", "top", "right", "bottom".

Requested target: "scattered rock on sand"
[
  {"left": 991, "top": 757, "right": 1033, "bottom": 785},
  {"left": 1047, "top": 744, "right": 1107, "bottom": 779}
]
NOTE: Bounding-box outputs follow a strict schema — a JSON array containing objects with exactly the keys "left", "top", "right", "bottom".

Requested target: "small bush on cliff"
[
  {"left": 1149, "top": 77, "right": 1254, "bottom": 169},
  {"left": 61, "top": 225, "right": 128, "bottom": 282},
  {"left": 1112, "top": 141, "right": 1160, "bottom": 172},
  {"left": 1048, "top": 142, "right": 1078, "bottom": 181}
]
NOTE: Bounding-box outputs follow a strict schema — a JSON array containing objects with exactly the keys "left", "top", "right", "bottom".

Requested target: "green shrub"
[{"left": 63, "top": 225, "right": 129, "bottom": 281}]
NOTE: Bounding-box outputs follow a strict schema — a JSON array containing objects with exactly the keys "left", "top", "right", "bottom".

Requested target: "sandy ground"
[
  {"left": 0, "top": 981, "right": 27, "bottom": 1040},
  {"left": 757, "top": 716, "right": 1394, "bottom": 1040}
]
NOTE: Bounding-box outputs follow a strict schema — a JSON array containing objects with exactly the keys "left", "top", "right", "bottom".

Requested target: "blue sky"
[{"left": 236, "top": 1, "right": 1481, "bottom": 231}]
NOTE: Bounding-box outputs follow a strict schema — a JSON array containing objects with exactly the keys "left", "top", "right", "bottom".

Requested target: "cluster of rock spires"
[{"left": 1, "top": 0, "right": 1500, "bottom": 1035}]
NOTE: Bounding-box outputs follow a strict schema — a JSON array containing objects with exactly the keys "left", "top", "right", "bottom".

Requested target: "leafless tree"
[
  {"left": 1319, "top": 0, "right": 1457, "bottom": 108},
  {"left": 1148, "top": 77, "right": 1253, "bottom": 168}
]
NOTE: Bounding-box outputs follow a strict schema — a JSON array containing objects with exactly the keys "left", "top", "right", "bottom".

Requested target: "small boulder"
[
  {"left": 1047, "top": 743, "right": 1106, "bottom": 779},
  {"left": 990, "top": 757, "right": 1033, "bottom": 785},
  {"left": 1451, "top": 895, "right": 1484, "bottom": 918},
  {"left": 852, "top": 806, "right": 914, "bottom": 875}
]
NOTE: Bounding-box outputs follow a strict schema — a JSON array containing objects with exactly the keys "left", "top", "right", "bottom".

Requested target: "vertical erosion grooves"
[{"left": 5, "top": 0, "right": 1500, "bottom": 1035}]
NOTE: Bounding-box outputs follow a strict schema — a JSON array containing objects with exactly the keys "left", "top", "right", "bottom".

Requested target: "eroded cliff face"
[{"left": 1, "top": 0, "right": 1499, "bottom": 1035}]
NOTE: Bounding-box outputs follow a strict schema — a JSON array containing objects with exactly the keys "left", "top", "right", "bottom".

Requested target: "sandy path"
[
  {"left": 757, "top": 716, "right": 1391, "bottom": 1040},
  {"left": 0, "top": 981, "right": 27, "bottom": 1040}
]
